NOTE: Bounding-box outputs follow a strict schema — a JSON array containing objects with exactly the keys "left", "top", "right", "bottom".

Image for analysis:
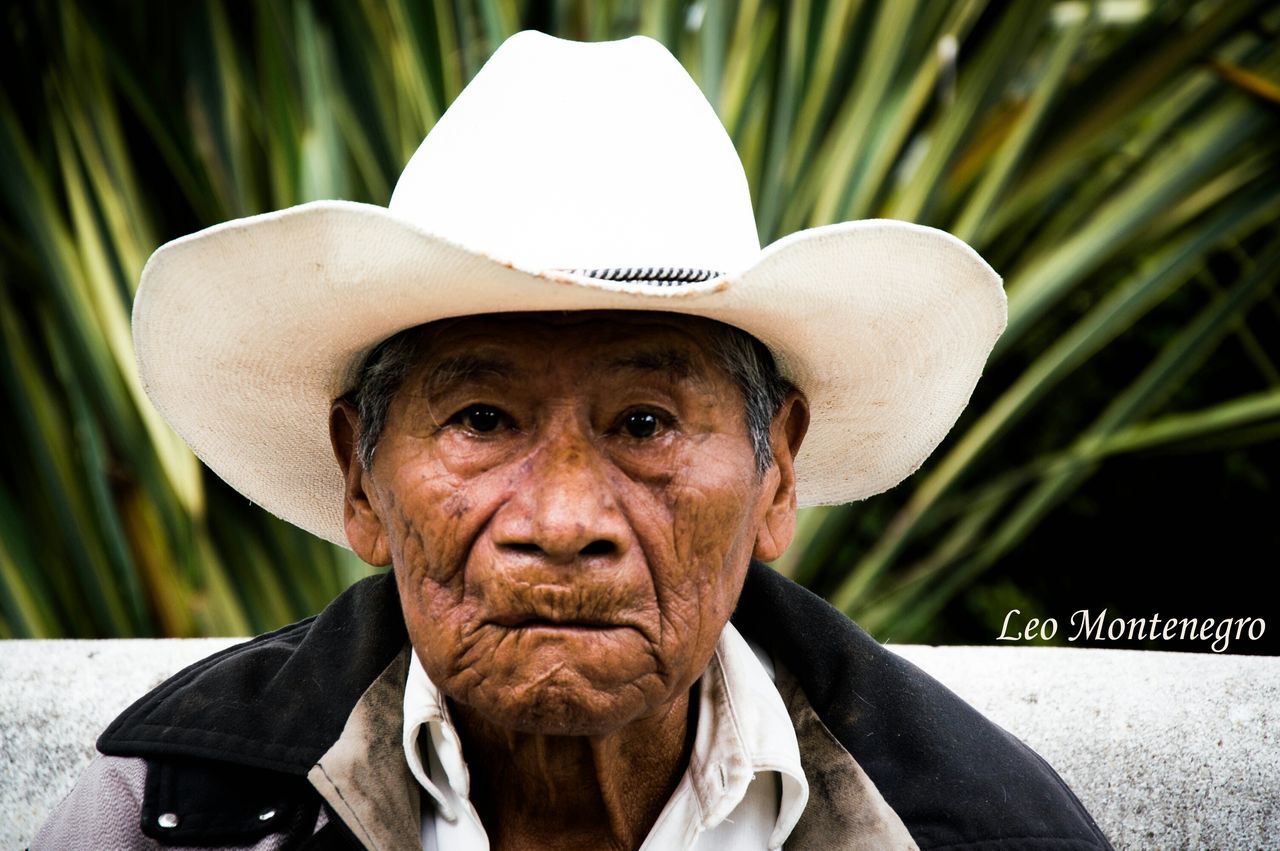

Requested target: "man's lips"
[
  {"left": 489, "top": 614, "right": 626, "bottom": 631},
  {"left": 478, "top": 578, "right": 648, "bottom": 635}
]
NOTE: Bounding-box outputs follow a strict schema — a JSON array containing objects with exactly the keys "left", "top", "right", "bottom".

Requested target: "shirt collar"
[
  {"left": 402, "top": 621, "right": 809, "bottom": 847},
  {"left": 402, "top": 650, "right": 467, "bottom": 823},
  {"left": 701, "top": 621, "right": 809, "bottom": 846}
]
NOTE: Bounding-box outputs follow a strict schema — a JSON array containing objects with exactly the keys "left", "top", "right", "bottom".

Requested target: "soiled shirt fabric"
[{"left": 402, "top": 622, "right": 810, "bottom": 850}]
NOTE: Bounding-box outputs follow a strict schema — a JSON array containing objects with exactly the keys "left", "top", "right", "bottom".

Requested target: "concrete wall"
[{"left": 2, "top": 640, "right": 1276, "bottom": 849}]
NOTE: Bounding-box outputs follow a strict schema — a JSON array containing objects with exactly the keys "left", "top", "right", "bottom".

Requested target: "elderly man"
[{"left": 36, "top": 32, "right": 1111, "bottom": 851}]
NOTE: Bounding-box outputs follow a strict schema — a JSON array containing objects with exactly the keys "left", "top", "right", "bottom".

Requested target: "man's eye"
[
  {"left": 620, "top": 410, "right": 665, "bottom": 439},
  {"left": 450, "top": 405, "right": 508, "bottom": 433}
]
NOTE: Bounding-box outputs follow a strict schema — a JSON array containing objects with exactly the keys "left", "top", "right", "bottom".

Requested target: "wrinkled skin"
[{"left": 331, "top": 310, "right": 808, "bottom": 850}]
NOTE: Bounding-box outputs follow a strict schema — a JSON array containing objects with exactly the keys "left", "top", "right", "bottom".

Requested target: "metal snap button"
[{"left": 157, "top": 813, "right": 180, "bottom": 829}]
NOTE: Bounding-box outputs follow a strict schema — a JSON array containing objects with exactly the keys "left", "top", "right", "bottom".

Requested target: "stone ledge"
[
  {"left": 891, "top": 645, "right": 1278, "bottom": 849},
  {"left": 2, "top": 640, "right": 1276, "bottom": 848}
]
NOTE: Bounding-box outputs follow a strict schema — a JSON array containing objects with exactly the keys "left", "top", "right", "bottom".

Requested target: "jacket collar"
[{"left": 98, "top": 569, "right": 407, "bottom": 774}]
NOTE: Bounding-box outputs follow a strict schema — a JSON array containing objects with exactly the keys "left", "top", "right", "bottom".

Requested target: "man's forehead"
[{"left": 409, "top": 310, "right": 726, "bottom": 370}]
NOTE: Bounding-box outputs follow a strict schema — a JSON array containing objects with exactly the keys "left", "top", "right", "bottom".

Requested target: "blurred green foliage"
[{"left": 1, "top": 0, "right": 1277, "bottom": 640}]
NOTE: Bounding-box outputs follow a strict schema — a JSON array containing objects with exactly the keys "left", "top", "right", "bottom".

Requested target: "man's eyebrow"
[
  {"left": 604, "top": 348, "right": 696, "bottom": 379},
  {"left": 419, "top": 353, "right": 517, "bottom": 396}
]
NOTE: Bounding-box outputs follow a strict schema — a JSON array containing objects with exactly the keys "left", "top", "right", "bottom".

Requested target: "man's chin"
[{"left": 462, "top": 680, "right": 657, "bottom": 738}]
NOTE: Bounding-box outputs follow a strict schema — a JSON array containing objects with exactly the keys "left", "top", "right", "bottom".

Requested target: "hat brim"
[{"left": 134, "top": 200, "right": 1006, "bottom": 547}]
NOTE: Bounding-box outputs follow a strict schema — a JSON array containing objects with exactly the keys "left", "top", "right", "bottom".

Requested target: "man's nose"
[{"left": 491, "top": 426, "right": 630, "bottom": 563}]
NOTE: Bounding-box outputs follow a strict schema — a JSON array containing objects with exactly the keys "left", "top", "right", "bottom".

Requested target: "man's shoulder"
[
  {"left": 734, "top": 561, "right": 1113, "bottom": 851},
  {"left": 97, "top": 570, "right": 405, "bottom": 772},
  {"left": 37, "top": 573, "right": 403, "bottom": 850}
]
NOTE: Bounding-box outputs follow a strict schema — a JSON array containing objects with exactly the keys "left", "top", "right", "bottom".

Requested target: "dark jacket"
[{"left": 40, "top": 562, "right": 1112, "bottom": 850}]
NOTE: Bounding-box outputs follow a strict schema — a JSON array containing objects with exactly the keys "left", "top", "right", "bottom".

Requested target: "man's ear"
[
  {"left": 330, "top": 399, "right": 392, "bottom": 566},
  {"left": 753, "top": 389, "right": 810, "bottom": 563}
]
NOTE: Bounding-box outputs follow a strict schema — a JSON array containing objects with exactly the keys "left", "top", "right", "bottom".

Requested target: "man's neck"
[{"left": 450, "top": 689, "right": 696, "bottom": 851}]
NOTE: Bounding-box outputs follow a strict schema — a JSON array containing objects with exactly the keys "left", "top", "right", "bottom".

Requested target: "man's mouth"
[{"left": 492, "top": 615, "right": 623, "bottom": 632}]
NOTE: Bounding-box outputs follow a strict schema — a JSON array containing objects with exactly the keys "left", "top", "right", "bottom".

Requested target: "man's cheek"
[
  {"left": 660, "top": 494, "right": 755, "bottom": 650},
  {"left": 421, "top": 613, "right": 490, "bottom": 689},
  {"left": 667, "top": 483, "right": 751, "bottom": 572},
  {"left": 383, "top": 486, "right": 471, "bottom": 584}
]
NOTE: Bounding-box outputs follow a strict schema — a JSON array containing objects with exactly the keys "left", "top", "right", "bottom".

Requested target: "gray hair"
[{"left": 344, "top": 318, "right": 794, "bottom": 475}]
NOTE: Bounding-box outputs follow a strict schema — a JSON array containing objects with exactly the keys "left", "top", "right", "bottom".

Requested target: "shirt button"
[{"left": 157, "top": 813, "right": 180, "bottom": 829}]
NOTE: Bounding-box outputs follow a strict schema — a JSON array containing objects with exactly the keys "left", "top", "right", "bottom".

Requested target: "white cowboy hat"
[{"left": 133, "top": 30, "right": 1006, "bottom": 548}]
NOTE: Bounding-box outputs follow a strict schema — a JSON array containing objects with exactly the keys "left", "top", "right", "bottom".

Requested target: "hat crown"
[{"left": 388, "top": 31, "right": 760, "bottom": 274}]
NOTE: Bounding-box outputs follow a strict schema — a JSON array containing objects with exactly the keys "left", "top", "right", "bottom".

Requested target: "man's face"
[{"left": 333, "top": 311, "right": 806, "bottom": 736}]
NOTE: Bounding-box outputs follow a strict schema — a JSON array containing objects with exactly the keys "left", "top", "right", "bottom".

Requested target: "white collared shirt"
[{"left": 402, "top": 622, "right": 809, "bottom": 850}]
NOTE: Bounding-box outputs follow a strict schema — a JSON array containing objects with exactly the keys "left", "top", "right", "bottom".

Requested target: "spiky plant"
[{"left": 1, "top": 0, "right": 1276, "bottom": 639}]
